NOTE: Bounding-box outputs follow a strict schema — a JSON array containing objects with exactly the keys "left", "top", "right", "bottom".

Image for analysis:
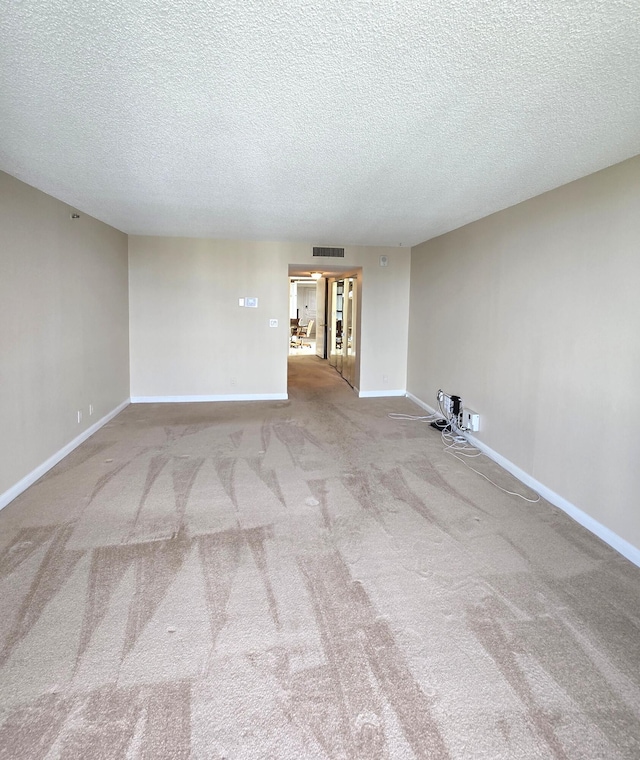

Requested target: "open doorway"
[
  {"left": 289, "top": 276, "right": 319, "bottom": 356},
  {"left": 287, "top": 265, "right": 361, "bottom": 390}
]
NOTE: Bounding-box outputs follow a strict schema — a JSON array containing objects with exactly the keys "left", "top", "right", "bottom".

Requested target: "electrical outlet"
[
  {"left": 77, "top": 410, "right": 83, "bottom": 424},
  {"left": 89, "top": 404, "right": 94, "bottom": 416}
]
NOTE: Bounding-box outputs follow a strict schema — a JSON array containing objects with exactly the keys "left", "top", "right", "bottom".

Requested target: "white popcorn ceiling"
[{"left": 1, "top": 0, "right": 640, "bottom": 246}]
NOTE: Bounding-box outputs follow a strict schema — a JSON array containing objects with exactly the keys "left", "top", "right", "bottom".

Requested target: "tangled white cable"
[{"left": 390, "top": 397, "right": 540, "bottom": 503}]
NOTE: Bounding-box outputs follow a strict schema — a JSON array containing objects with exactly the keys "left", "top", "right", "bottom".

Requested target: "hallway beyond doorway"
[{"left": 287, "top": 353, "right": 355, "bottom": 398}]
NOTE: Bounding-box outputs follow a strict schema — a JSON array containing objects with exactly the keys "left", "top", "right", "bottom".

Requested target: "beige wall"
[
  {"left": 408, "top": 156, "right": 640, "bottom": 552},
  {"left": 129, "top": 237, "right": 410, "bottom": 398},
  {"left": 0, "top": 172, "right": 130, "bottom": 498},
  {"left": 3, "top": 158, "right": 638, "bottom": 555}
]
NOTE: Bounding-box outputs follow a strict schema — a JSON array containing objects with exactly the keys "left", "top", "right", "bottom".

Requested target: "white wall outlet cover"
[
  {"left": 269, "top": 319, "right": 278, "bottom": 327},
  {"left": 238, "top": 298, "right": 245, "bottom": 307},
  {"left": 245, "top": 297, "right": 258, "bottom": 308},
  {"left": 379, "top": 255, "right": 389, "bottom": 267}
]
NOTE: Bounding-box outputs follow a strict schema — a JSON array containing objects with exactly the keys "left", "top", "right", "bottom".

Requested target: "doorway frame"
[{"left": 287, "top": 264, "right": 362, "bottom": 392}]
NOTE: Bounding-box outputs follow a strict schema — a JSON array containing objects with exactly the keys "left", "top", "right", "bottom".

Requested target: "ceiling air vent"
[{"left": 313, "top": 247, "right": 345, "bottom": 258}]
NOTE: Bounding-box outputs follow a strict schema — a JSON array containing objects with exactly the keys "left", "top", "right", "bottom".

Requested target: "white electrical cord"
[
  {"left": 441, "top": 427, "right": 482, "bottom": 457},
  {"left": 391, "top": 392, "right": 541, "bottom": 504},
  {"left": 387, "top": 412, "right": 439, "bottom": 422},
  {"left": 443, "top": 423, "right": 540, "bottom": 503},
  {"left": 448, "top": 449, "right": 541, "bottom": 503}
]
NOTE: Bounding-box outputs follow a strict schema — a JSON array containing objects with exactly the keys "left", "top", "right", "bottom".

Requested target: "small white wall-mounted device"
[{"left": 461, "top": 409, "right": 480, "bottom": 432}]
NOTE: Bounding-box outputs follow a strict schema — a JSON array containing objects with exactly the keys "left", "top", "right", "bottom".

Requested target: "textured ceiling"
[{"left": 2, "top": 1, "right": 640, "bottom": 246}]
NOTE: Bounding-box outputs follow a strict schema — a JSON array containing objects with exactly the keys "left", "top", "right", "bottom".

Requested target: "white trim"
[
  {"left": 0, "top": 398, "right": 130, "bottom": 512},
  {"left": 406, "top": 391, "right": 640, "bottom": 568},
  {"left": 358, "top": 389, "right": 406, "bottom": 398},
  {"left": 465, "top": 433, "right": 640, "bottom": 568},
  {"left": 130, "top": 393, "right": 288, "bottom": 403},
  {"left": 406, "top": 392, "right": 437, "bottom": 414}
]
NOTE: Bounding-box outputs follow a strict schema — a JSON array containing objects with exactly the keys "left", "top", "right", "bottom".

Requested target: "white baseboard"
[
  {"left": 358, "top": 389, "right": 406, "bottom": 398},
  {"left": 0, "top": 398, "right": 131, "bottom": 512},
  {"left": 406, "top": 392, "right": 437, "bottom": 414},
  {"left": 406, "top": 391, "right": 640, "bottom": 568},
  {"left": 130, "top": 393, "right": 288, "bottom": 403}
]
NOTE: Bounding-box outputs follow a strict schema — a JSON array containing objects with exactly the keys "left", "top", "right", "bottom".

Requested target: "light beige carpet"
[{"left": 1, "top": 355, "right": 639, "bottom": 759}]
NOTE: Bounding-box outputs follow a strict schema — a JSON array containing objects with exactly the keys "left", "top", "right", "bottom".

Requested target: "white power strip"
[{"left": 439, "top": 391, "right": 453, "bottom": 414}]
